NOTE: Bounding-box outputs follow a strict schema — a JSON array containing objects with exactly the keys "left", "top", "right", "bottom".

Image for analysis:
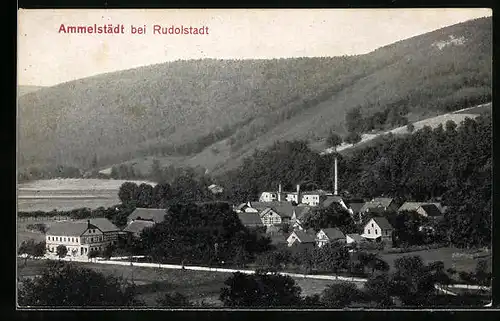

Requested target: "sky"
[{"left": 18, "top": 8, "right": 491, "bottom": 87}]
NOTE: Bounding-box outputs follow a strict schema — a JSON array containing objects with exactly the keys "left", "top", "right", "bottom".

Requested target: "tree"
[
  {"left": 364, "top": 273, "right": 394, "bottom": 307},
  {"left": 156, "top": 292, "right": 192, "bottom": 307},
  {"left": 110, "top": 166, "right": 119, "bottom": 179},
  {"left": 391, "top": 255, "right": 436, "bottom": 306},
  {"left": 344, "top": 132, "right": 362, "bottom": 144},
  {"left": 301, "top": 203, "right": 356, "bottom": 233},
  {"left": 102, "top": 244, "right": 116, "bottom": 260},
  {"left": 18, "top": 261, "right": 142, "bottom": 306},
  {"left": 345, "top": 107, "right": 363, "bottom": 133},
  {"left": 118, "top": 182, "right": 139, "bottom": 204},
  {"left": 56, "top": 245, "right": 68, "bottom": 259},
  {"left": 407, "top": 123, "right": 415, "bottom": 133},
  {"left": 88, "top": 249, "right": 100, "bottom": 262},
  {"left": 220, "top": 272, "right": 302, "bottom": 307},
  {"left": 326, "top": 131, "right": 342, "bottom": 150},
  {"left": 150, "top": 159, "right": 163, "bottom": 182},
  {"left": 320, "top": 282, "right": 363, "bottom": 308},
  {"left": 18, "top": 239, "right": 45, "bottom": 266}
]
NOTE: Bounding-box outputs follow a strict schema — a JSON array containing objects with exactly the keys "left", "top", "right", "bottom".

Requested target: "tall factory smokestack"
[
  {"left": 334, "top": 157, "right": 338, "bottom": 196},
  {"left": 278, "top": 183, "right": 282, "bottom": 202},
  {"left": 296, "top": 184, "right": 301, "bottom": 204}
]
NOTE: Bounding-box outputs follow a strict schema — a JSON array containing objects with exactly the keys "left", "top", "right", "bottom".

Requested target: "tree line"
[{"left": 18, "top": 253, "right": 491, "bottom": 308}]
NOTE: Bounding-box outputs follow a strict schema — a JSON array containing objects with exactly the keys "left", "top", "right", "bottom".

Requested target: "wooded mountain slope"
[{"left": 18, "top": 17, "right": 491, "bottom": 174}]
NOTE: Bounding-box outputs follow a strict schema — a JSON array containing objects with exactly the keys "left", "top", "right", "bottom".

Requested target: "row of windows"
[
  {"left": 48, "top": 236, "right": 78, "bottom": 243},
  {"left": 367, "top": 229, "right": 390, "bottom": 236}
]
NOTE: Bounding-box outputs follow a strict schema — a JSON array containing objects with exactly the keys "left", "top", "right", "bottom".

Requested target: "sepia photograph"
[{"left": 17, "top": 8, "right": 492, "bottom": 309}]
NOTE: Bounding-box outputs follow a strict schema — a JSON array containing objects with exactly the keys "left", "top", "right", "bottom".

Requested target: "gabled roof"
[
  {"left": 123, "top": 220, "right": 155, "bottom": 234},
  {"left": 321, "top": 196, "right": 344, "bottom": 208},
  {"left": 348, "top": 202, "right": 365, "bottom": 213},
  {"left": 291, "top": 230, "right": 316, "bottom": 243},
  {"left": 418, "top": 204, "right": 443, "bottom": 217},
  {"left": 272, "top": 203, "right": 295, "bottom": 218},
  {"left": 238, "top": 213, "right": 263, "bottom": 226},
  {"left": 46, "top": 221, "right": 93, "bottom": 237},
  {"left": 371, "top": 198, "right": 394, "bottom": 208},
  {"left": 320, "top": 227, "right": 345, "bottom": 240},
  {"left": 128, "top": 208, "right": 168, "bottom": 223},
  {"left": 371, "top": 217, "right": 394, "bottom": 230},
  {"left": 398, "top": 202, "right": 424, "bottom": 212},
  {"left": 76, "top": 218, "right": 119, "bottom": 232},
  {"left": 236, "top": 203, "right": 249, "bottom": 211},
  {"left": 294, "top": 206, "right": 311, "bottom": 220},
  {"left": 346, "top": 233, "right": 364, "bottom": 243},
  {"left": 248, "top": 201, "right": 283, "bottom": 210},
  {"left": 259, "top": 207, "right": 279, "bottom": 218}
]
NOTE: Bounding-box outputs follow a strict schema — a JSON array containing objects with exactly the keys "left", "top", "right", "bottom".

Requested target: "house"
[
  {"left": 260, "top": 207, "right": 290, "bottom": 226},
  {"left": 237, "top": 212, "right": 264, "bottom": 228},
  {"left": 346, "top": 201, "right": 365, "bottom": 216},
  {"left": 346, "top": 233, "right": 364, "bottom": 245},
  {"left": 416, "top": 204, "right": 443, "bottom": 218},
  {"left": 45, "top": 219, "right": 116, "bottom": 257},
  {"left": 316, "top": 228, "right": 346, "bottom": 248},
  {"left": 76, "top": 218, "right": 122, "bottom": 245},
  {"left": 123, "top": 220, "right": 155, "bottom": 238},
  {"left": 290, "top": 206, "right": 312, "bottom": 230},
  {"left": 319, "top": 195, "right": 349, "bottom": 210},
  {"left": 301, "top": 190, "right": 332, "bottom": 206},
  {"left": 259, "top": 184, "right": 289, "bottom": 202},
  {"left": 285, "top": 185, "right": 302, "bottom": 203},
  {"left": 127, "top": 208, "right": 168, "bottom": 224},
  {"left": 286, "top": 230, "right": 316, "bottom": 249},
  {"left": 360, "top": 197, "right": 398, "bottom": 213},
  {"left": 361, "top": 217, "right": 394, "bottom": 243},
  {"left": 398, "top": 202, "right": 444, "bottom": 214},
  {"left": 124, "top": 208, "right": 168, "bottom": 237}
]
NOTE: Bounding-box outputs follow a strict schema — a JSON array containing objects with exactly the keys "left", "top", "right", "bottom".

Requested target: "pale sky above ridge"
[{"left": 18, "top": 8, "right": 492, "bottom": 87}]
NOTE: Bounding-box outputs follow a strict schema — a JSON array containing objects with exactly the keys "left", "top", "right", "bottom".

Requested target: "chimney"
[
  {"left": 334, "top": 157, "right": 338, "bottom": 196},
  {"left": 87, "top": 219, "right": 91, "bottom": 228},
  {"left": 278, "top": 183, "right": 282, "bottom": 202},
  {"left": 296, "top": 184, "right": 301, "bottom": 203}
]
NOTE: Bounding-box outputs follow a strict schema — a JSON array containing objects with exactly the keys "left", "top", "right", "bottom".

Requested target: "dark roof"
[
  {"left": 294, "top": 206, "right": 312, "bottom": 220},
  {"left": 249, "top": 201, "right": 284, "bottom": 210},
  {"left": 123, "top": 220, "right": 155, "bottom": 234},
  {"left": 371, "top": 217, "right": 394, "bottom": 230},
  {"left": 272, "top": 203, "right": 295, "bottom": 218},
  {"left": 418, "top": 204, "right": 443, "bottom": 217},
  {"left": 292, "top": 230, "right": 316, "bottom": 243},
  {"left": 321, "top": 196, "right": 343, "bottom": 208},
  {"left": 346, "top": 233, "right": 364, "bottom": 242},
  {"left": 348, "top": 202, "right": 365, "bottom": 213},
  {"left": 46, "top": 221, "right": 92, "bottom": 236},
  {"left": 398, "top": 202, "right": 424, "bottom": 212},
  {"left": 320, "top": 228, "right": 345, "bottom": 240},
  {"left": 237, "top": 213, "right": 263, "bottom": 226},
  {"left": 128, "top": 208, "right": 168, "bottom": 223},
  {"left": 76, "top": 218, "right": 119, "bottom": 232}
]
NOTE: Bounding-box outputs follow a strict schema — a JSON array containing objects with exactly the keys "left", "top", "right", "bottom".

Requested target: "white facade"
[
  {"left": 260, "top": 208, "right": 283, "bottom": 226},
  {"left": 362, "top": 218, "right": 392, "bottom": 240},
  {"left": 46, "top": 227, "right": 111, "bottom": 257},
  {"left": 259, "top": 192, "right": 278, "bottom": 202}
]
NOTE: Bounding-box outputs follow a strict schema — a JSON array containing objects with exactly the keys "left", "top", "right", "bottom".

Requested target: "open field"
[
  {"left": 17, "top": 179, "right": 156, "bottom": 212},
  {"left": 378, "top": 247, "right": 491, "bottom": 274},
  {"left": 17, "top": 258, "right": 353, "bottom": 306}
]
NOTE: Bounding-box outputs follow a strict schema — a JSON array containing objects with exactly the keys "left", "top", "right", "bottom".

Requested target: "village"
[{"left": 39, "top": 157, "right": 446, "bottom": 261}]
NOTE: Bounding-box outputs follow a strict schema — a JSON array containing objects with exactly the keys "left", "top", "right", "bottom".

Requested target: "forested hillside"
[
  {"left": 18, "top": 17, "right": 491, "bottom": 177},
  {"left": 218, "top": 113, "right": 491, "bottom": 248}
]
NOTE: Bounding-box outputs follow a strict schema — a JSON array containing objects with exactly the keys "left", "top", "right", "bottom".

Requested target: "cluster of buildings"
[
  {"left": 44, "top": 208, "right": 170, "bottom": 258},
  {"left": 235, "top": 180, "right": 446, "bottom": 250}
]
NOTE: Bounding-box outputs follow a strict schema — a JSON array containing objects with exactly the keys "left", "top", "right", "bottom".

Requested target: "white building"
[{"left": 45, "top": 219, "right": 120, "bottom": 257}]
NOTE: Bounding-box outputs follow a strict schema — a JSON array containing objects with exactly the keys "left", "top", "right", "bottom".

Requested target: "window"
[
  {"left": 368, "top": 230, "right": 370, "bottom": 234},
  {"left": 375, "top": 229, "right": 378, "bottom": 235}
]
